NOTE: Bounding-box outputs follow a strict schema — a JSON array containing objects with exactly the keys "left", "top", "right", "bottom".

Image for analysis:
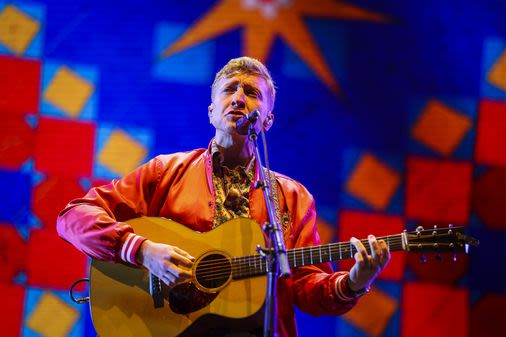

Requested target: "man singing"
[{"left": 57, "top": 56, "right": 390, "bottom": 336}]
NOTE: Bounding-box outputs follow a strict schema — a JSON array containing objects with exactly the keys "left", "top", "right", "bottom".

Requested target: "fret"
[{"left": 231, "top": 229, "right": 467, "bottom": 280}]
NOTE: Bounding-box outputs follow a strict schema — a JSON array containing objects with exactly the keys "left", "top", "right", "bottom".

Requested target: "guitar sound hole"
[{"left": 195, "top": 253, "right": 231, "bottom": 290}]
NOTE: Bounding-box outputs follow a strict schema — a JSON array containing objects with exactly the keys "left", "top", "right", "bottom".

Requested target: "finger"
[
  {"left": 354, "top": 251, "right": 365, "bottom": 267},
  {"left": 351, "top": 237, "right": 369, "bottom": 265},
  {"left": 165, "top": 262, "right": 192, "bottom": 281},
  {"left": 167, "top": 251, "right": 194, "bottom": 268},
  {"left": 174, "top": 246, "right": 195, "bottom": 261},
  {"left": 368, "top": 235, "right": 381, "bottom": 264},
  {"left": 161, "top": 273, "right": 175, "bottom": 286},
  {"left": 379, "top": 240, "right": 391, "bottom": 267}
]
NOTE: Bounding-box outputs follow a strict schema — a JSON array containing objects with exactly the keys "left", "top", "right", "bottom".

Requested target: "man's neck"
[{"left": 214, "top": 133, "right": 254, "bottom": 168}]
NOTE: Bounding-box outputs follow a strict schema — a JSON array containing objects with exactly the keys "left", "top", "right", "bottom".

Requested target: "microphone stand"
[{"left": 247, "top": 122, "right": 291, "bottom": 337}]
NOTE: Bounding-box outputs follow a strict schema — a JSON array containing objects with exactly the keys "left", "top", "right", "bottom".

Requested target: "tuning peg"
[{"left": 420, "top": 254, "right": 427, "bottom": 263}]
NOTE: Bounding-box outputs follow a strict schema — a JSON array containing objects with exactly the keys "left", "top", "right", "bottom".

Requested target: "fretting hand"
[{"left": 348, "top": 235, "right": 390, "bottom": 292}]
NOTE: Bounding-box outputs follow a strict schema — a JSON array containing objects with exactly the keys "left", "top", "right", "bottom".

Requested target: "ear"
[
  {"left": 208, "top": 104, "right": 214, "bottom": 120},
  {"left": 263, "top": 113, "right": 274, "bottom": 131}
]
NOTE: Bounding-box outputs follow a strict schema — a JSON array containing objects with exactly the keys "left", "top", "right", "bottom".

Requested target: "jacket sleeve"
[
  {"left": 291, "top": 201, "right": 358, "bottom": 316},
  {"left": 56, "top": 156, "right": 162, "bottom": 265}
]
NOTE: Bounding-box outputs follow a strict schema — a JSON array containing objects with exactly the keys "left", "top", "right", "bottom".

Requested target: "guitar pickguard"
[{"left": 169, "top": 282, "right": 219, "bottom": 314}]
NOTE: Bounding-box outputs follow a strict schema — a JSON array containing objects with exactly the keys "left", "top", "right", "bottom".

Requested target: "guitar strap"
[{"left": 263, "top": 168, "right": 290, "bottom": 234}]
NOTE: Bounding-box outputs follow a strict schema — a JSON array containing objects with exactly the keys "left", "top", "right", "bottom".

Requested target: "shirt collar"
[{"left": 210, "top": 139, "right": 255, "bottom": 174}]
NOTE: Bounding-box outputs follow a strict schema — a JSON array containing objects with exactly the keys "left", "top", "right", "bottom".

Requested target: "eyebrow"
[{"left": 221, "top": 80, "right": 263, "bottom": 99}]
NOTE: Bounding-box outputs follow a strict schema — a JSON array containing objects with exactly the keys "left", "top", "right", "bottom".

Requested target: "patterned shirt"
[{"left": 211, "top": 141, "right": 255, "bottom": 228}]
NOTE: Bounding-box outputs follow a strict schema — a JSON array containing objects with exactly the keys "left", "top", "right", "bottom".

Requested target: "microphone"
[{"left": 235, "top": 110, "right": 260, "bottom": 135}]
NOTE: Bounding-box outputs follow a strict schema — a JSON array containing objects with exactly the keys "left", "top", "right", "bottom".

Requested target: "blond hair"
[{"left": 211, "top": 56, "right": 276, "bottom": 110}]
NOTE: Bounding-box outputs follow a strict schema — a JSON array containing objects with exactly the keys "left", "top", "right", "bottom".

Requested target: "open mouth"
[{"left": 227, "top": 110, "right": 246, "bottom": 119}]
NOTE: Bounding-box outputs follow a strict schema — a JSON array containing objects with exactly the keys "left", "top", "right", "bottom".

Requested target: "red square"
[
  {"left": 32, "top": 176, "right": 85, "bottom": 231},
  {"left": 26, "top": 228, "right": 87, "bottom": 290},
  {"left": 0, "top": 113, "right": 34, "bottom": 169},
  {"left": 401, "top": 282, "right": 468, "bottom": 337},
  {"left": 0, "top": 225, "right": 27, "bottom": 283},
  {"left": 35, "top": 117, "right": 96, "bottom": 178},
  {"left": 337, "top": 210, "right": 406, "bottom": 281},
  {"left": 406, "top": 156, "right": 472, "bottom": 224},
  {"left": 475, "top": 100, "right": 506, "bottom": 166},
  {"left": 0, "top": 283, "right": 25, "bottom": 337},
  {"left": 0, "top": 56, "right": 41, "bottom": 114},
  {"left": 471, "top": 294, "right": 506, "bottom": 337}
]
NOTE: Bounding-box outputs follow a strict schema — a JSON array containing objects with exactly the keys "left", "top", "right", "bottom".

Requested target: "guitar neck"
[
  {"left": 288, "top": 234, "right": 405, "bottom": 267},
  {"left": 232, "top": 234, "right": 405, "bottom": 280}
]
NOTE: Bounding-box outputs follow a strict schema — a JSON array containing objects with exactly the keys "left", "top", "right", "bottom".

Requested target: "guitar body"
[{"left": 90, "top": 217, "right": 267, "bottom": 337}]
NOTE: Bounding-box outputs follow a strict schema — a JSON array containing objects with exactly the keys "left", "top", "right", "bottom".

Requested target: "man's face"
[{"left": 209, "top": 73, "right": 273, "bottom": 137}]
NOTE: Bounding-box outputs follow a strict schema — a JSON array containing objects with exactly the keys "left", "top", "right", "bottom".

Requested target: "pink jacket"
[{"left": 57, "top": 148, "right": 357, "bottom": 336}]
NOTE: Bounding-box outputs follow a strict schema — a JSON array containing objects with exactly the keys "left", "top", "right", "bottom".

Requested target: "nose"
[{"left": 231, "top": 87, "right": 246, "bottom": 108}]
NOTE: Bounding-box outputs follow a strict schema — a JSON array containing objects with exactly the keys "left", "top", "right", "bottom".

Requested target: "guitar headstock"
[{"left": 402, "top": 225, "right": 479, "bottom": 258}]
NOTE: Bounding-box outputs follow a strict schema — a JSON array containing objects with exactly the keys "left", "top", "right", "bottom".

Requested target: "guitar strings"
[
  {"left": 197, "top": 242, "right": 407, "bottom": 281},
  {"left": 193, "top": 238, "right": 406, "bottom": 277},
  {"left": 192, "top": 237, "right": 405, "bottom": 281},
  {"left": 193, "top": 229, "right": 463, "bottom": 281},
  {"left": 193, "top": 237, "right": 405, "bottom": 275}
]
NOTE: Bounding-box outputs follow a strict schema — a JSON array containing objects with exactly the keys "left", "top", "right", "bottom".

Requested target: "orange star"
[{"left": 160, "top": 0, "right": 388, "bottom": 94}]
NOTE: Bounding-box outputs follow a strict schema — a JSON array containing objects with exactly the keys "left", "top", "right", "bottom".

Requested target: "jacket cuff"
[
  {"left": 120, "top": 233, "right": 147, "bottom": 266},
  {"left": 334, "top": 273, "right": 355, "bottom": 301}
]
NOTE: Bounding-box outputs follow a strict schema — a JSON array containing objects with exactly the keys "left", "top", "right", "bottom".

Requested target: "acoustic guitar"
[{"left": 89, "top": 217, "right": 478, "bottom": 337}]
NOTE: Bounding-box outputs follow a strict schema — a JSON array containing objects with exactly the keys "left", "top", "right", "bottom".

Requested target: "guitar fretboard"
[{"left": 231, "top": 234, "right": 404, "bottom": 280}]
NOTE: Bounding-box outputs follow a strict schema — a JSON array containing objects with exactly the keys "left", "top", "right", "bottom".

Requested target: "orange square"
[
  {"left": 43, "top": 66, "right": 94, "bottom": 118},
  {"left": 411, "top": 100, "right": 472, "bottom": 156},
  {"left": 0, "top": 5, "right": 40, "bottom": 55},
  {"left": 343, "top": 286, "right": 398, "bottom": 337},
  {"left": 97, "top": 129, "right": 147, "bottom": 176},
  {"left": 346, "top": 153, "right": 401, "bottom": 210},
  {"left": 487, "top": 48, "right": 506, "bottom": 91}
]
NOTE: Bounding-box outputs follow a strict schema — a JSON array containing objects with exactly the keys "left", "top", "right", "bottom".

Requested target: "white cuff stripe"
[
  {"left": 335, "top": 274, "right": 354, "bottom": 301},
  {"left": 126, "top": 235, "right": 142, "bottom": 264},
  {"left": 121, "top": 233, "right": 134, "bottom": 263}
]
